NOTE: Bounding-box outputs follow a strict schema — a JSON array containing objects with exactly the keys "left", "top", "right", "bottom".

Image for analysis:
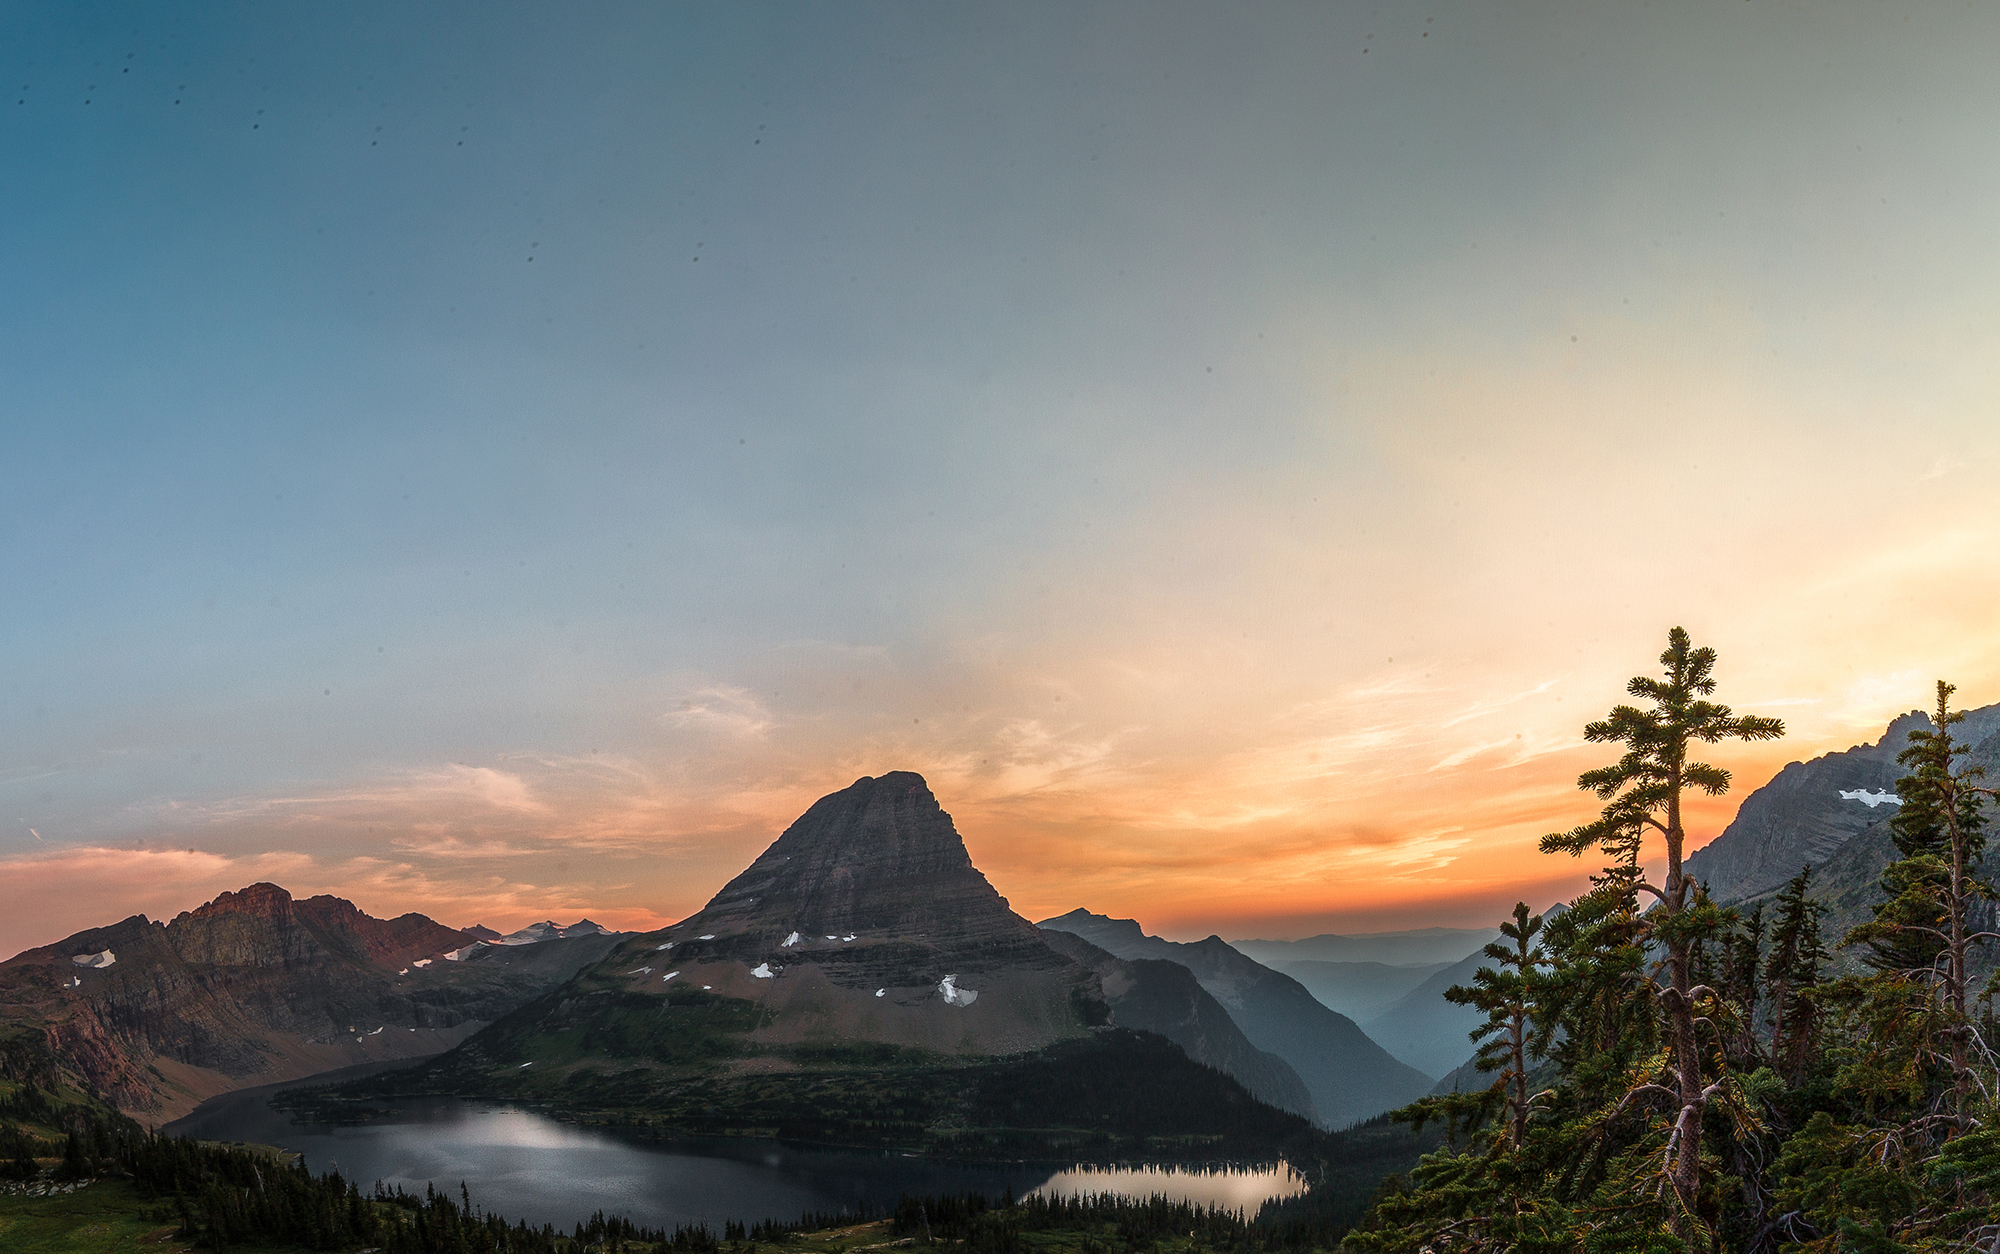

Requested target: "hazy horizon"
[{"left": 8, "top": 2, "right": 2000, "bottom": 960}]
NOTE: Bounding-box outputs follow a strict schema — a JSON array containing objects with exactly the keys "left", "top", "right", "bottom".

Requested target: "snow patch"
[
  {"left": 411, "top": 958, "right": 432, "bottom": 968},
  {"left": 842, "top": 935, "right": 856, "bottom": 942},
  {"left": 398, "top": 968, "right": 409, "bottom": 975},
  {"left": 750, "top": 963, "right": 774, "bottom": 979},
  {"left": 662, "top": 971, "right": 680, "bottom": 982},
  {"left": 937, "top": 974, "right": 978, "bottom": 1007},
  {"left": 629, "top": 967, "right": 653, "bottom": 975},
  {"left": 519, "top": 1061, "right": 533, "bottom": 1068},
  {"left": 443, "top": 944, "right": 485, "bottom": 961},
  {"left": 1840, "top": 788, "right": 1900, "bottom": 808},
  {"left": 367, "top": 1027, "right": 384, "bottom": 1036},
  {"left": 698, "top": 934, "right": 715, "bottom": 940},
  {"left": 782, "top": 932, "right": 802, "bottom": 947},
  {"left": 70, "top": 950, "right": 116, "bottom": 969},
  {"left": 656, "top": 942, "right": 674, "bottom": 950},
  {"left": 874, "top": 989, "right": 885, "bottom": 998}
]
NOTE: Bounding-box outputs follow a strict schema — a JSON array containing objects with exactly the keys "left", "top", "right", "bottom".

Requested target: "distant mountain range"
[
  {"left": 1227, "top": 927, "right": 1503, "bottom": 1078},
  {"left": 1356, "top": 946, "right": 1495, "bottom": 1079},
  {"left": 1036, "top": 910, "right": 1435, "bottom": 1126},
  {"left": 1231, "top": 927, "right": 1498, "bottom": 968},
  {"left": 0, "top": 883, "right": 621, "bottom": 1119},
  {"left": 1035, "top": 927, "right": 1318, "bottom": 1121},
  {"left": 1261, "top": 958, "right": 1451, "bottom": 1023}
]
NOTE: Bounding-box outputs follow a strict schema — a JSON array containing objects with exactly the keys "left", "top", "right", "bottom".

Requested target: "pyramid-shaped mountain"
[
  {"left": 606, "top": 771, "right": 1100, "bottom": 1056},
  {"left": 360, "top": 773, "right": 1329, "bottom": 1157}
]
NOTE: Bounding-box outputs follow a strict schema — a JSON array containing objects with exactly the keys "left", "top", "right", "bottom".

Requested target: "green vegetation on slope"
[{"left": 299, "top": 1027, "right": 1334, "bottom": 1163}]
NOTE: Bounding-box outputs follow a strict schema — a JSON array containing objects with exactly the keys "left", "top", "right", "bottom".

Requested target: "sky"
[{"left": 5, "top": 2, "right": 2000, "bottom": 959}]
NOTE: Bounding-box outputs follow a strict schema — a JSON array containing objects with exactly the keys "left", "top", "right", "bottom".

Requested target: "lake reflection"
[
  {"left": 1031, "top": 1163, "right": 1307, "bottom": 1211},
  {"left": 168, "top": 1080, "right": 1304, "bottom": 1235}
]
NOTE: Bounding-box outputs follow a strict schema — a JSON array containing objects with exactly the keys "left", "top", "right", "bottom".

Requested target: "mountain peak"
[
  {"left": 183, "top": 882, "right": 296, "bottom": 922},
  {"left": 677, "top": 771, "right": 1066, "bottom": 986}
]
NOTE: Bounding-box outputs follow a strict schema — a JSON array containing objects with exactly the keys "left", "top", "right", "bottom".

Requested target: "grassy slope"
[{"left": 0, "top": 1180, "right": 201, "bottom": 1254}]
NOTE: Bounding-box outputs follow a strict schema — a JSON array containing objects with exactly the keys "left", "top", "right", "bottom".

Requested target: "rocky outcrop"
[
  {"left": 1037, "top": 909, "right": 1436, "bottom": 1127},
  {"left": 0, "top": 883, "right": 621, "bottom": 1120},
  {"left": 1686, "top": 702, "right": 2000, "bottom": 904}
]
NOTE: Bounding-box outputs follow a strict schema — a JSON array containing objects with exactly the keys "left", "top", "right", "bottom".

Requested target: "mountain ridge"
[
  {"left": 0, "top": 882, "right": 621, "bottom": 1120},
  {"left": 1036, "top": 908, "right": 1436, "bottom": 1126}
]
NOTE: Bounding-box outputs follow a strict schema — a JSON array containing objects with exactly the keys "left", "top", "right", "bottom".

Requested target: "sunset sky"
[{"left": 6, "top": 2, "right": 2000, "bottom": 959}]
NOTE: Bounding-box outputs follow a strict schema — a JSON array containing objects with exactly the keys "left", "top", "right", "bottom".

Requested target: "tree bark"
[{"left": 1663, "top": 780, "right": 1706, "bottom": 1234}]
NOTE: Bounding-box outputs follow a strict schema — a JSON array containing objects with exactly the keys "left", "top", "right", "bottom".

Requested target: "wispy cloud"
[
  {"left": 202, "top": 764, "right": 548, "bottom": 822},
  {"left": 662, "top": 685, "right": 777, "bottom": 738}
]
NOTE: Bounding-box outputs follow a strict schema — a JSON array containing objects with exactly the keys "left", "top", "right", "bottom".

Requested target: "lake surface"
[{"left": 166, "top": 1067, "right": 1304, "bottom": 1234}]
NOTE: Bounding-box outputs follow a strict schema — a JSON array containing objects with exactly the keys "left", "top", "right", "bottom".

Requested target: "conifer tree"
[
  {"left": 1541, "top": 626, "right": 1783, "bottom": 1236},
  {"left": 1844, "top": 682, "right": 1994, "bottom": 1127},
  {"left": 1763, "top": 864, "right": 1828, "bottom": 1085},
  {"left": 1718, "top": 901, "right": 1765, "bottom": 1064},
  {"left": 1443, "top": 902, "right": 1546, "bottom": 1149}
]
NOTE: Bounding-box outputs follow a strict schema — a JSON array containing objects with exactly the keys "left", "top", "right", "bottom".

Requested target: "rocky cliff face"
[
  {"left": 0, "top": 883, "right": 619, "bottom": 1119},
  {"left": 1773, "top": 726, "right": 2000, "bottom": 972},
  {"left": 1037, "top": 909, "right": 1436, "bottom": 1127},
  {"left": 1686, "top": 702, "right": 2000, "bottom": 905},
  {"left": 693, "top": 771, "right": 1067, "bottom": 982}
]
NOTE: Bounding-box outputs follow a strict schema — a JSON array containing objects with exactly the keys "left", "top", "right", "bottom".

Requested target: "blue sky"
[{"left": 6, "top": 2, "right": 2000, "bottom": 953}]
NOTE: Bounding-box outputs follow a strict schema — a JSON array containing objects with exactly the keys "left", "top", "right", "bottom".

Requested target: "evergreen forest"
[{"left": 1347, "top": 631, "right": 2000, "bottom": 1252}]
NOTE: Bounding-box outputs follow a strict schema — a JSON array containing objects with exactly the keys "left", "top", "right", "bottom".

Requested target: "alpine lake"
[{"left": 165, "top": 1062, "right": 1308, "bottom": 1235}]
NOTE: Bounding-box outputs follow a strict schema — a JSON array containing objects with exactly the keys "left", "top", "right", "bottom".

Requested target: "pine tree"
[
  {"left": 1540, "top": 626, "right": 1783, "bottom": 1237},
  {"left": 1763, "top": 864, "right": 1829, "bottom": 1084},
  {"left": 1443, "top": 902, "right": 1546, "bottom": 1149},
  {"left": 1719, "top": 901, "right": 1765, "bottom": 1064},
  {"left": 1844, "top": 680, "right": 1994, "bottom": 1128}
]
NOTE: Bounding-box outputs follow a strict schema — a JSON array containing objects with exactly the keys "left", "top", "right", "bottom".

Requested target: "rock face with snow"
[
  {"left": 581, "top": 771, "right": 1100, "bottom": 1057},
  {"left": 691, "top": 771, "right": 1072, "bottom": 986},
  {"left": 0, "top": 883, "right": 621, "bottom": 1119},
  {"left": 1685, "top": 703, "right": 2000, "bottom": 905}
]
